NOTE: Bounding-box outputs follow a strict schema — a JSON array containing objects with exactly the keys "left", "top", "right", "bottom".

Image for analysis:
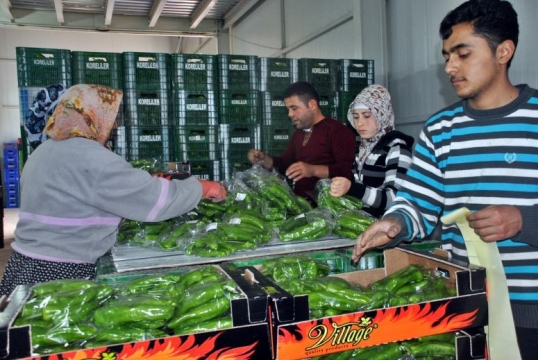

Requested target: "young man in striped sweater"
[{"left": 353, "top": 0, "right": 538, "bottom": 357}]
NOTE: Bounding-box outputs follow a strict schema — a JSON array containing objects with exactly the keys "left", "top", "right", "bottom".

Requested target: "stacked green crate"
[
  {"left": 298, "top": 58, "right": 338, "bottom": 119},
  {"left": 217, "top": 55, "right": 260, "bottom": 180},
  {"left": 260, "top": 92, "right": 294, "bottom": 156},
  {"left": 259, "top": 57, "right": 298, "bottom": 93},
  {"left": 219, "top": 124, "right": 261, "bottom": 179},
  {"left": 122, "top": 52, "right": 171, "bottom": 162},
  {"left": 336, "top": 59, "right": 375, "bottom": 123},
  {"left": 17, "top": 47, "right": 72, "bottom": 164},
  {"left": 217, "top": 54, "right": 259, "bottom": 92},
  {"left": 170, "top": 54, "right": 220, "bottom": 179}
]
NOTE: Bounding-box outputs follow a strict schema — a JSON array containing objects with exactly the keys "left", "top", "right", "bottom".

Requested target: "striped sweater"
[
  {"left": 385, "top": 84, "right": 538, "bottom": 328},
  {"left": 348, "top": 130, "right": 414, "bottom": 218}
]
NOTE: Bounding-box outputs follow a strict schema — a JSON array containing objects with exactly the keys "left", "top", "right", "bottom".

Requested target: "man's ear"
[
  {"left": 308, "top": 98, "right": 318, "bottom": 110},
  {"left": 497, "top": 39, "right": 516, "bottom": 65}
]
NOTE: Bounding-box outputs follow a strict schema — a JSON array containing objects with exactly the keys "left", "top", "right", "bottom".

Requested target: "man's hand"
[
  {"left": 285, "top": 161, "right": 317, "bottom": 181},
  {"left": 247, "top": 149, "right": 266, "bottom": 164},
  {"left": 466, "top": 205, "right": 522, "bottom": 242},
  {"left": 330, "top": 177, "right": 351, "bottom": 197},
  {"left": 352, "top": 219, "right": 402, "bottom": 262}
]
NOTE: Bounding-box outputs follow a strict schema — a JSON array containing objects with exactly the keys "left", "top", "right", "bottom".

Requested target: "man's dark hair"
[
  {"left": 439, "top": 0, "right": 519, "bottom": 68},
  {"left": 283, "top": 81, "right": 320, "bottom": 106}
]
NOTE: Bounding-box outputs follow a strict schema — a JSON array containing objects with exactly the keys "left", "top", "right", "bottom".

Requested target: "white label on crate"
[
  {"left": 231, "top": 100, "right": 247, "bottom": 105},
  {"left": 139, "top": 135, "right": 162, "bottom": 142},
  {"left": 231, "top": 137, "right": 251, "bottom": 144},
  {"left": 270, "top": 71, "right": 289, "bottom": 78},
  {"left": 271, "top": 100, "right": 285, "bottom": 107},
  {"left": 87, "top": 62, "right": 109, "bottom": 70},
  {"left": 274, "top": 135, "right": 289, "bottom": 140},
  {"left": 33, "top": 59, "right": 54, "bottom": 66},
  {"left": 319, "top": 101, "right": 329, "bottom": 106},
  {"left": 350, "top": 72, "right": 367, "bottom": 78},
  {"left": 137, "top": 62, "right": 158, "bottom": 69},
  {"left": 312, "top": 67, "right": 329, "bottom": 74},
  {"left": 235, "top": 193, "right": 247, "bottom": 201},
  {"left": 138, "top": 99, "right": 160, "bottom": 106},
  {"left": 185, "top": 63, "right": 206, "bottom": 70},
  {"left": 229, "top": 64, "right": 248, "bottom": 71},
  {"left": 188, "top": 135, "right": 207, "bottom": 141},
  {"left": 187, "top": 104, "right": 207, "bottom": 111},
  {"left": 194, "top": 174, "right": 210, "bottom": 180}
]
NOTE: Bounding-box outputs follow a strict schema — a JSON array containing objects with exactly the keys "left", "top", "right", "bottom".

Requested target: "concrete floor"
[{"left": 0, "top": 208, "right": 19, "bottom": 278}]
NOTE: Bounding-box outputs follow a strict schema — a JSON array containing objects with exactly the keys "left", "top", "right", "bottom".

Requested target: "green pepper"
[
  {"left": 93, "top": 297, "right": 175, "bottom": 327},
  {"left": 308, "top": 290, "right": 358, "bottom": 312},
  {"left": 370, "top": 264, "right": 424, "bottom": 293},
  {"left": 178, "top": 282, "right": 225, "bottom": 314},
  {"left": 180, "top": 269, "right": 204, "bottom": 288},
  {"left": 46, "top": 323, "right": 99, "bottom": 345},
  {"left": 172, "top": 316, "right": 233, "bottom": 335},
  {"left": 279, "top": 218, "right": 329, "bottom": 241},
  {"left": 167, "top": 295, "right": 230, "bottom": 329},
  {"left": 407, "top": 341, "right": 455, "bottom": 357}
]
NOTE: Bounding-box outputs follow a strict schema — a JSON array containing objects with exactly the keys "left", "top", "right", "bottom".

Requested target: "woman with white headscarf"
[{"left": 330, "top": 84, "right": 414, "bottom": 218}]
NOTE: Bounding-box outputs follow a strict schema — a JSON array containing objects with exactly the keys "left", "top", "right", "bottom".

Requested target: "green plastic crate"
[
  {"left": 318, "top": 92, "right": 337, "bottom": 119},
  {"left": 190, "top": 159, "right": 221, "bottom": 181},
  {"left": 261, "top": 124, "right": 294, "bottom": 155},
  {"left": 337, "top": 59, "right": 375, "bottom": 93},
  {"left": 218, "top": 123, "right": 261, "bottom": 159},
  {"left": 72, "top": 51, "right": 123, "bottom": 89},
  {"left": 16, "top": 47, "right": 72, "bottom": 87},
  {"left": 123, "top": 52, "right": 170, "bottom": 91},
  {"left": 125, "top": 125, "right": 171, "bottom": 162},
  {"left": 217, "top": 54, "right": 259, "bottom": 91},
  {"left": 173, "top": 125, "right": 219, "bottom": 162},
  {"left": 298, "top": 58, "right": 337, "bottom": 93},
  {"left": 261, "top": 91, "right": 291, "bottom": 126},
  {"left": 218, "top": 90, "right": 260, "bottom": 125},
  {"left": 259, "top": 57, "right": 299, "bottom": 92},
  {"left": 170, "top": 54, "right": 218, "bottom": 91},
  {"left": 172, "top": 90, "right": 218, "bottom": 126},
  {"left": 220, "top": 156, "right": 252, "bottom": 180},
  {"left": 123, "top": 88, "right": 170, "bottom": 126}
]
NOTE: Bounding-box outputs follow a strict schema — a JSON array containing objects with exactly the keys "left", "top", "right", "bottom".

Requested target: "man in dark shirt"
[{"left": 248, "top": 81, "right": 356, "bottom": 203}]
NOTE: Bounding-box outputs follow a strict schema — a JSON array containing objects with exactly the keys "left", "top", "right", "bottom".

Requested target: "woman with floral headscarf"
[
  {"left": 330, "top": 84, "right": 414, "bottom": 218},
  {"left": 0, "top": 84, "right": 226, "bottom": 297}
]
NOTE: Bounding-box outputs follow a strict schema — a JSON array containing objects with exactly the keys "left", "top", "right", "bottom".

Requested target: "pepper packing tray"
[{"left": 274, "top": 246, "right": 488, "bottom": 360}]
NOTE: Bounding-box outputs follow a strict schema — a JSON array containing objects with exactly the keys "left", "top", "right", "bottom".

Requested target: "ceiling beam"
[
  {"left": 223, "top": 0, "right": 259, "bottom": 30},
  {"left": 149, "top": 0, "right": 167, "bottom": 28},
  {"left": 0, "top": 0, "right": 13, "bottom": 21},
  {"left": 104, "top": 0, "right": 115, "bottom": 26},
  {"left": 53, "top": 0, "right": 64, "bottom": 24},
  {"left": 190, "top": 0, "right": 216, "bottom": 29}
]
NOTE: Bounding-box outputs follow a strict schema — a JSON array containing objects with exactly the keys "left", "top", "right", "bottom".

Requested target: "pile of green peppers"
[
  {"left": 272, "top": 264, "right": 457, "bottom": 319},
  {"left": 259, "top": 256, "right": 331, "bottom": 283},
  {"left": 14, "top": 266, "right": 243, "bottom": 355}
]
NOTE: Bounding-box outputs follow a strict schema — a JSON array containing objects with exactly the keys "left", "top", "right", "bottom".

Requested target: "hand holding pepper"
[{"left": 199, "top": 180, "right": 227, "bottom": 202}]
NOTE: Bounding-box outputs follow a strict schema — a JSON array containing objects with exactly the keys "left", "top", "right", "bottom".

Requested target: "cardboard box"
[{"left": 275, "top": 247, "right": 488, "bottom": 360}]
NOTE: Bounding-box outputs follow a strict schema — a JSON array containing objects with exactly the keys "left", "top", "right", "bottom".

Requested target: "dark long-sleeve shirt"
[{"left": 272, "top": 117, "right": 356, "bottom": 201}]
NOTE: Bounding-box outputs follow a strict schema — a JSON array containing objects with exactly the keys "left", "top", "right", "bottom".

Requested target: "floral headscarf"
[
  {"left": 347, "top": 84, "right": 395, "bottom": 166},
  {"left": 45, "top": 84, "right": 123, "bottom": 146}
]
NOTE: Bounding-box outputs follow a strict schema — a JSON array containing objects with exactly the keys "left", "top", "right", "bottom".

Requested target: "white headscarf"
[{"left": 347, "top": 84, "right": 395, "bottom": 166}]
